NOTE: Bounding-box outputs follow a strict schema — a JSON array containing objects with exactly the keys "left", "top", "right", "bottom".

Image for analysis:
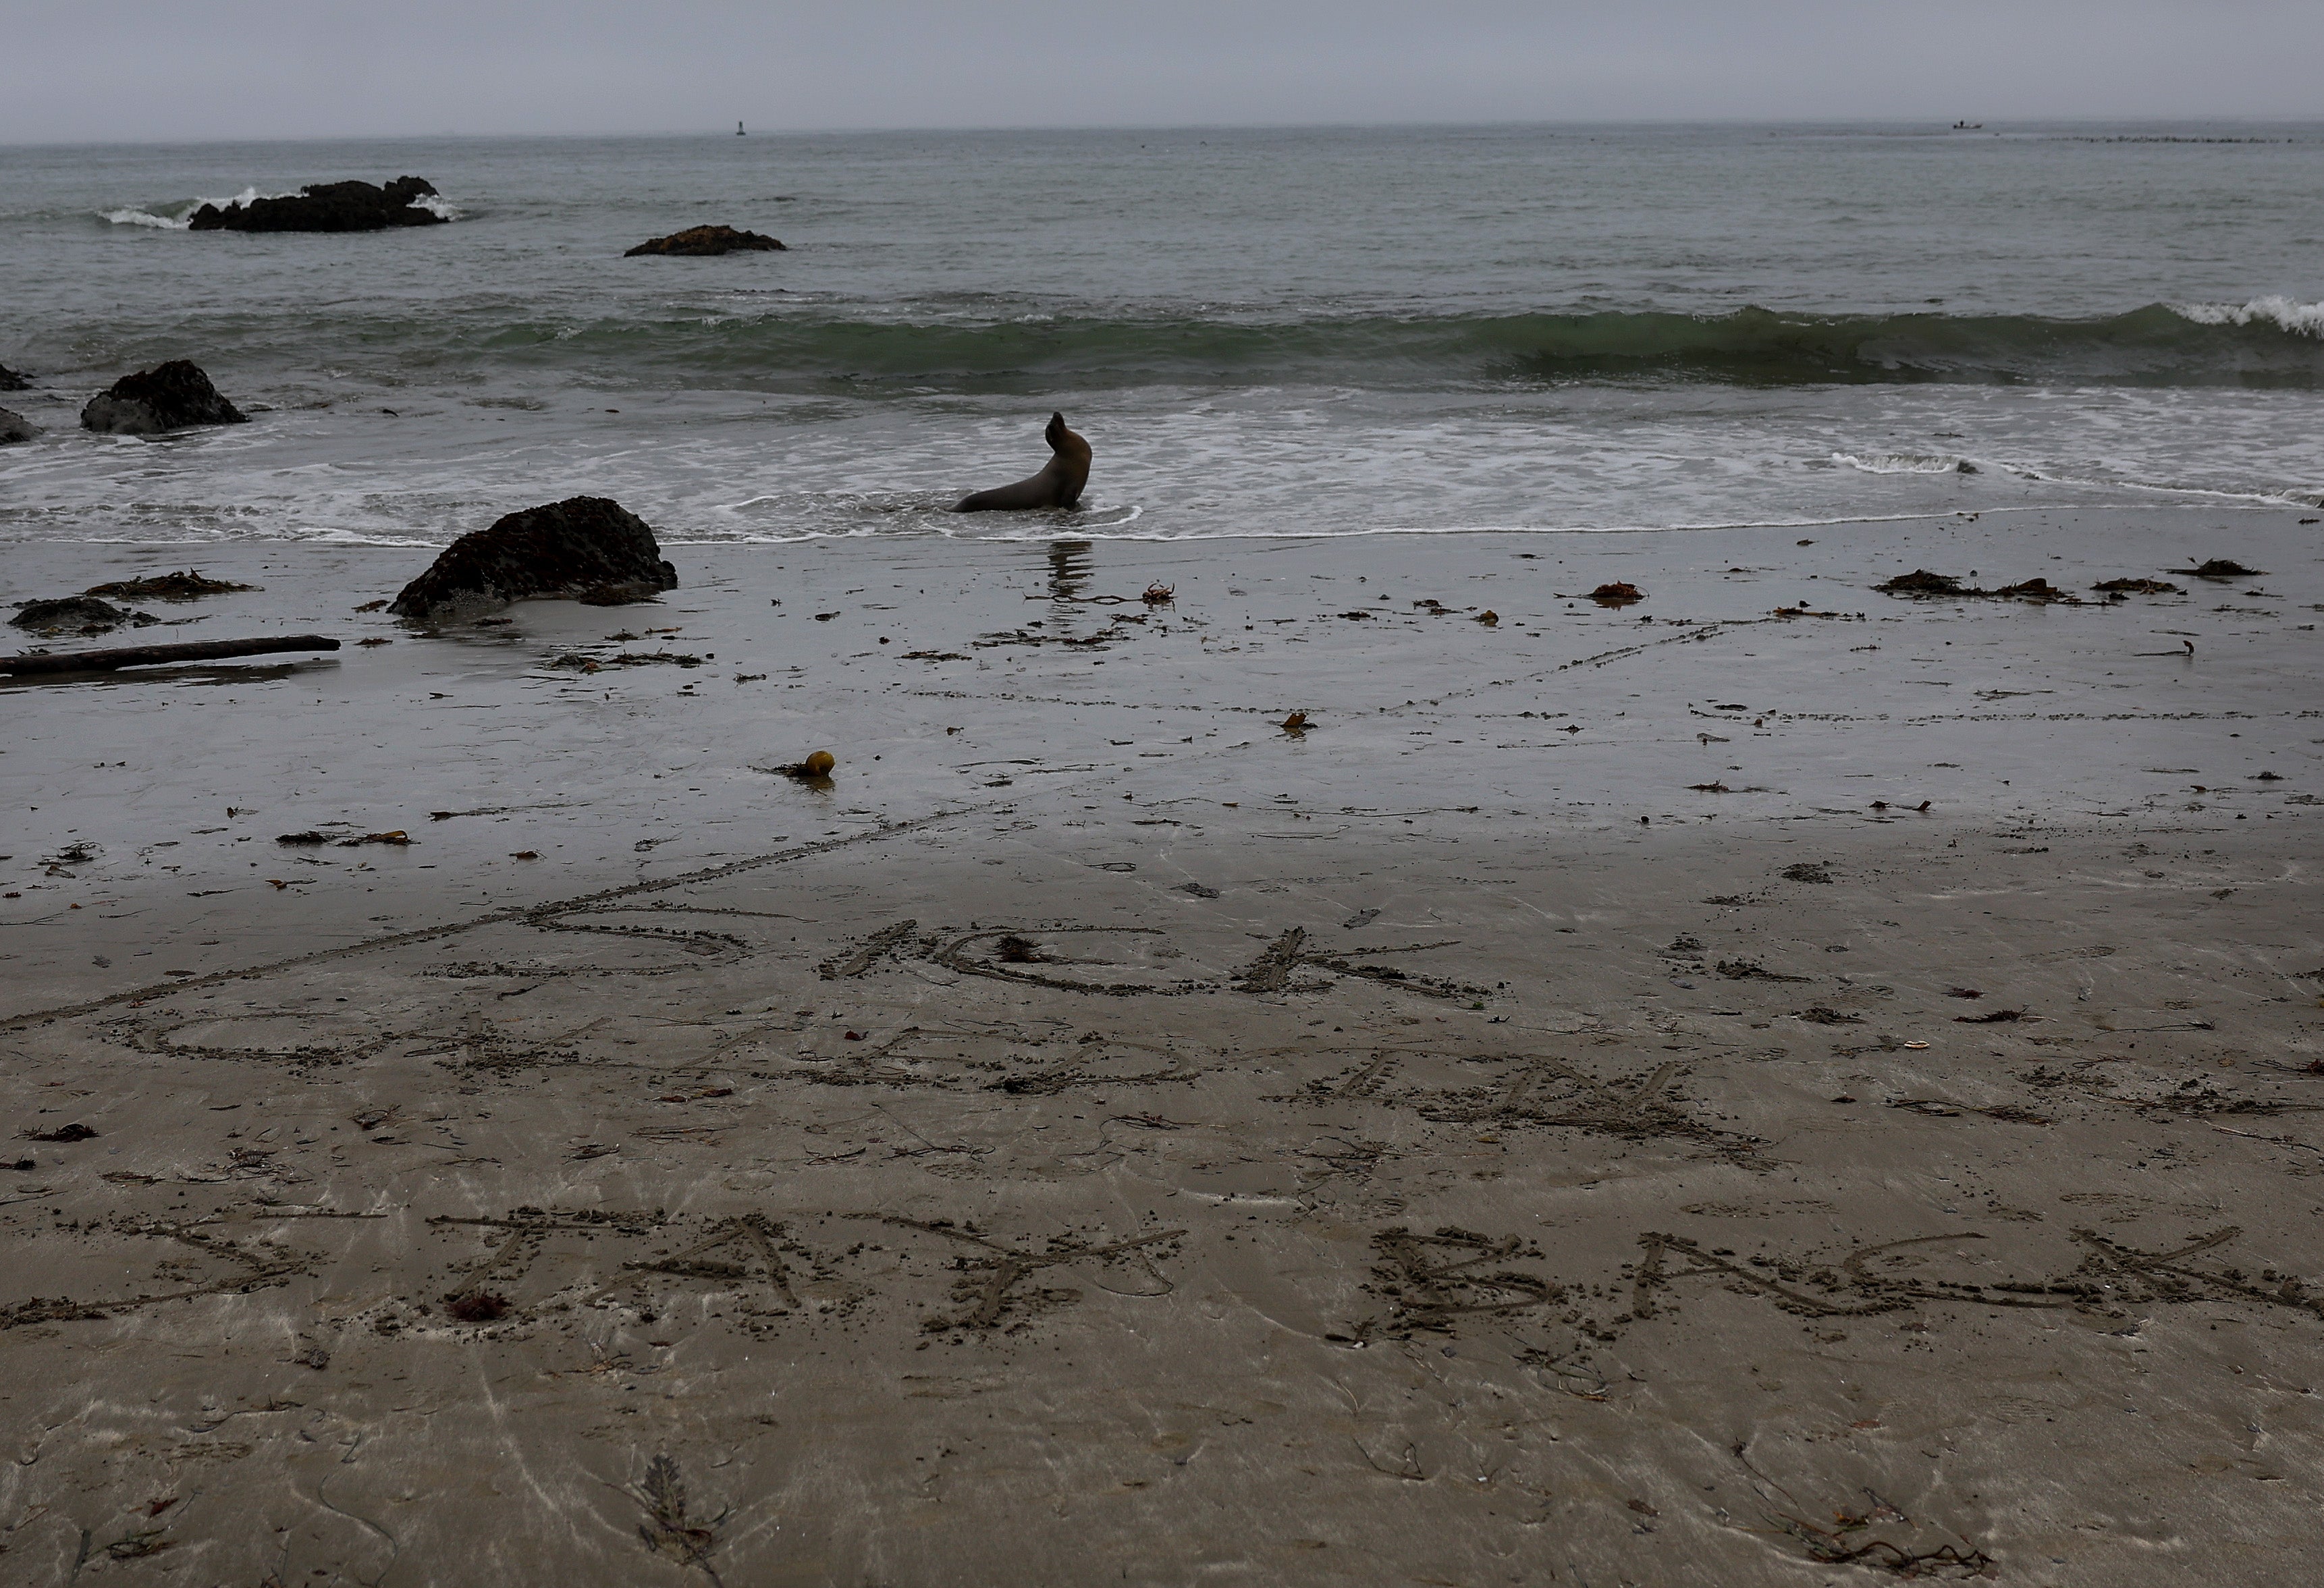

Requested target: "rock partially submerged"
[
  {"left": 625, "top": 225, "right": 786, "bottom": 257},
  {"left": 80, "top": 361, "right": 246, "bottom": 435},
  {"left": 9, "top": 597, "right": 161, "bottom": 636},
  {"left": 188, "top": 177, "right": 445, "bottom": 233},
  {"left": 0, "top": 408, "right": 34, "bottom": 445},
  {"left": 388, "top": 497, "right": 678, "bottom": 623},
  {"left": 0, "top": 363, "right": 29, "bottom": 391}
]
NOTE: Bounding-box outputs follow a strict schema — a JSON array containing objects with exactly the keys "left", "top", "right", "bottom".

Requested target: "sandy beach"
[{"left": 3, "top": 503, "right": 2320, "bottom": 1583}]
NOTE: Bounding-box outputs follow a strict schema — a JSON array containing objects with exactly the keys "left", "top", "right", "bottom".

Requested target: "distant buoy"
[{"left": 736, "top": 121, "right": 747, "bottom": 136}]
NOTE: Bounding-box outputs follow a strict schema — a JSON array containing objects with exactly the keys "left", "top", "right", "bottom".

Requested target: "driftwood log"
[{"left": 0, "top": 635, "right": 340, "bottom": 676}]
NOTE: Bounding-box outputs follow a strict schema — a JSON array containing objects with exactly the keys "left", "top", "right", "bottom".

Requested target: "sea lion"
[{"left": 954, "top": 412, "right": 1089, "bottom": 512}]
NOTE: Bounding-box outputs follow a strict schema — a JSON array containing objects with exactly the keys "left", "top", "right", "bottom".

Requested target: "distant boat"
[
  {"left": 1951, "top": 120, "right": 1984, "bottom": 130},
  {"left": 736, "top": 121, "right": 747, "bottom": 136}
]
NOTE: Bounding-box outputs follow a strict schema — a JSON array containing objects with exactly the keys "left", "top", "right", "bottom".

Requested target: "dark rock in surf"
[
  {"left": 388, "top": 497, "right": 678, "bottom": 623},
  {"left": 80, "top": 361, "right": 248, "bottom": 435},
  {"left": 0, "top": 408, "right": 34, "bottom": 445},
  {"left": 624, "top": 225, "right": 786, "bottom": 256},
  {"left": 9, "top": 597, "right": 161, "bottom": 636},
  {"left": 187, "top": 177, "right": 445, "bottom": 233},
  {"left": 0, "top": 363, "right": 29, "bottom": 391}
]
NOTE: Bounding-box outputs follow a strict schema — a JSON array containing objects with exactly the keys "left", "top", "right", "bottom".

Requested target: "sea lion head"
[{"left": 1046, "top": 411, "right": 1090, "bottom": 467}]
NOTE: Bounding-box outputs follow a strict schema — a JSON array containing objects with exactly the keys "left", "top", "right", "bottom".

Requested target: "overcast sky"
[{"left": 5, "top": 1, "right": 2320, "bottom": 144}]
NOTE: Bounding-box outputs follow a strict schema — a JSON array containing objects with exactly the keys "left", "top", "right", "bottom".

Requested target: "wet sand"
[{"left": 3, "top": 505, "right": 2322, "bottom": 1584}]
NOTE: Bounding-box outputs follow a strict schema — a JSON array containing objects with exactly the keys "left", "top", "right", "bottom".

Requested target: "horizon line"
[{"left": 6, "top": 113, "right": 2324, "bottom": 151}]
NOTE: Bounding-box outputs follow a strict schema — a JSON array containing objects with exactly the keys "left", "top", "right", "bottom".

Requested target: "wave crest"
[
  {"left": 2171, "top": 296, "right": 2324, "bottom": 337},
  {"left": 422, "top": 303, "right": 2324, "bottom": 393}
]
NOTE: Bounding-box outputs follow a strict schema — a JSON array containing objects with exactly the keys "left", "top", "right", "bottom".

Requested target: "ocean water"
[{"left": 3, "top": 122, "right": 2322, "bottom": 551}]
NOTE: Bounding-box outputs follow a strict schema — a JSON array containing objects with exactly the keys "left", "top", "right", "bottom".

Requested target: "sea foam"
[{"left": 2173, "top": 296, "right": 2324, "bottom": 337}]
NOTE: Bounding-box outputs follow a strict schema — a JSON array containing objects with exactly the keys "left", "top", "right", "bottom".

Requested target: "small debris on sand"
[
  {"left": 1717, "top": 960, "right": 1811, "bottom": 982},
  {"left": 2168, "top": 558, "right": 2263, "bottom": 578},
  {"left": 1589, "top": 582, "right": 1644, "bottom": 607},
  {"left": 1877, "top": 570, "right": 2080, "bottom": 603},
  {"left": 767, "top": 750, "right": 836, "bottom": 782},
  {"left": 2092, "top": 578, "right": 2182, "bottom": 595},
  {"left": 549, "top": 651, "right": 703, "bottom": 672},
  {"left": 1877, "top": 569, "right": 1966, "bottom": 596}
]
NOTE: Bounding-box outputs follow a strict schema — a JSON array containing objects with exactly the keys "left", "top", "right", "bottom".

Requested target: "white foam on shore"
[{"left": 1833, "top": 451, "right": 1974, "bottom": 475}]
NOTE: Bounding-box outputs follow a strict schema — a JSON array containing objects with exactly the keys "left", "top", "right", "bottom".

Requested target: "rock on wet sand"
[
  {"left": 387, "top": 495, "right": 680, "bottom": 622},
  {"left": 7, "top": 596, "right": 160, "bottom": 635}
]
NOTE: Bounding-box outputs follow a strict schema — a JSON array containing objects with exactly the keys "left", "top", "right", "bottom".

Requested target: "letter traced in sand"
[{"left": 954, "top": 412, "right": 1091, "bottom": 512}]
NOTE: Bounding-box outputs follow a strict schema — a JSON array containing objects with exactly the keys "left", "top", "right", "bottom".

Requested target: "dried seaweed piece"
[
  {"left": 22, "top": 1122, "right": 97, "bottom": 1142},
  {"left": 443, "top": 1290, "right": 510, "bottom": 1322},
  {"left": 1874, "top": 570, "right": 1966, "bottom": 596},
  {"left": 1793, "top": 1006, "right": 1863, "bottom": 1025},
  {"left": 1716, "top": 959, "right": 1810, "bottom": 982},
  {"left": 2168, "top": 558, "right": 2263, "bottom": 577},
  {"left": 84, "top": 570, "right": 256, "bottom": 601},
  {"left": 634, "top": 1454, "right": 730, "bottom": 1585}
]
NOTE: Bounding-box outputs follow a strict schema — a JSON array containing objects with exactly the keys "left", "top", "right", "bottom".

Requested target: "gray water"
[{"left": 4, "top": 122, "right": 2322, "bottom": 551}]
